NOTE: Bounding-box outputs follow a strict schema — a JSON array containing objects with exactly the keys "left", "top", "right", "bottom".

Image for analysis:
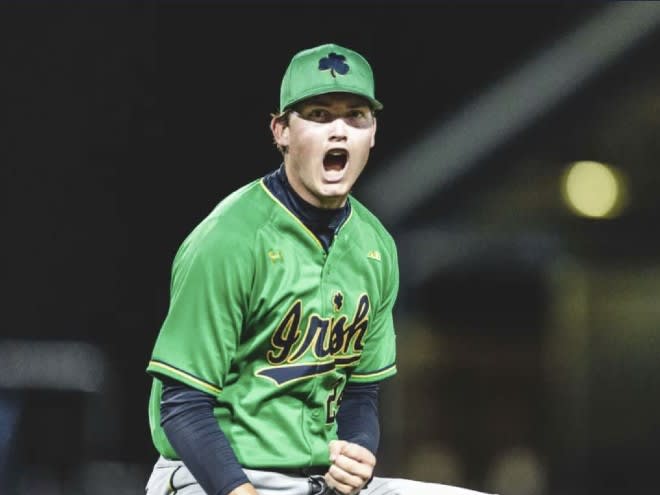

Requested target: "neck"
[{"left": 263, "top": 166, "right": 350, "bottom": 252}]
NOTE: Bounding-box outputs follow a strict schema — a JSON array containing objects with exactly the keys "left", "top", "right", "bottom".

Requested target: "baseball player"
[{"left": 145, "top": 43, "right": 494, "bottom": 495}]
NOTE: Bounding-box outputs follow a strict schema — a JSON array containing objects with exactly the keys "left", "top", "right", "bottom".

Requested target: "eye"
[
  {"left": 345, "top": 108, "right": 373, "bottom": 128},
  {"left": 347, "top": 109, "right": 366, "bottom": 119},
  {"left": 307, "top": 108, "right": 331, "bottom": 122}
]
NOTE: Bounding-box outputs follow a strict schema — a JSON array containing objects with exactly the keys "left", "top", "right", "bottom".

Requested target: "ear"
[
  {"left": 370, "top": 117, "right": 377, "bottom": 148},
  {"left": 271, "top": 115, "right": 290, "bottom": 148}
]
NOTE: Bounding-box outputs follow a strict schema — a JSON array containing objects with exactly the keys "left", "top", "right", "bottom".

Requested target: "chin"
[{"left": 319, "top": 184, "right": 350, "bottom": 199}]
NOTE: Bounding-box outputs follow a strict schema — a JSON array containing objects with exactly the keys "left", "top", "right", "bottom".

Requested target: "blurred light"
[
  {"left": 485, "top": 447, "right": 547, "bottom": 495},
  {"left": 405, "top": 444, "right": 464, "bottom": 485},
  {"left": 76, "top": 461, "right": 151, "bottom": 495},
  {"left": 562, "top": 161, "right": 626, "bottom": 218},
  {"left": 0, "top": 340, "right": 106, "bottom": 392}
]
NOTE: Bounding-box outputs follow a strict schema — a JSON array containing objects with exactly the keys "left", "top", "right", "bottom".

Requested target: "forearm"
[
  {"left": 336, "top": 382, "right": 380, "bottom": 455},
  {"left": 160, "top": 378, "right": 251, "bottom": 495}
]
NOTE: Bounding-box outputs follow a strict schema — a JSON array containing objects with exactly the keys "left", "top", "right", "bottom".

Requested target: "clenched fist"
[{"left": 325, "top": 440, "right": 376, "bottom": 495}]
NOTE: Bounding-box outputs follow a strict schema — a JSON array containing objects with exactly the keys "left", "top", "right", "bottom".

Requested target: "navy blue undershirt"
[
  {"left": 263, "top": 164, "right": 350, "bottom": 251},
  {"left": 160, "top": 165, "right": 380, "bottom": 495}
]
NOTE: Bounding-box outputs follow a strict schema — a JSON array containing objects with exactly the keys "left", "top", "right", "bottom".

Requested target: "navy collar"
[{"left": 263, "top": 165, "right": 350, "bottom": 251}]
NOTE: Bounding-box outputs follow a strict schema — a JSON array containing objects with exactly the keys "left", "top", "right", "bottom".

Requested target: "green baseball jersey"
[{"left": 147, "top": 177, "right": 399, "bottom": 469}]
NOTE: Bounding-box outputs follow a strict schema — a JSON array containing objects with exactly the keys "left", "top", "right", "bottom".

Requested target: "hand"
[
  {"left": 228, "top": 482, "right": 259, "bottom": 495},
  {"left": 324, "top": 440, "right": 376, "bottom": 495}
]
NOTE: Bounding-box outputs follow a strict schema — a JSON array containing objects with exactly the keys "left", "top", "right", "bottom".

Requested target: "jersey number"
[{"left": 325, "top": 380, "right": 344, "bottom": 424}]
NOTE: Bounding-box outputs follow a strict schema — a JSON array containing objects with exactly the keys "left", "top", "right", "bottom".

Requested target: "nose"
[{"left": 328, "top": 116, "right": 348, "bottom": 141}]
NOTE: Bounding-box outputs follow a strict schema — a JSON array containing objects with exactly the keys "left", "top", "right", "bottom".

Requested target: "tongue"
[{"left": 324, "top": 154, "right": 345, "bottom": 171}]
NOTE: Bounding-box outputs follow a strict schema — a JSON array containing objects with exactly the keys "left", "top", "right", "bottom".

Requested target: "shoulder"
[
  {"left": 174, "top": 179, "right": 273, "bottom": 265},
  {"left": 207, "top": 178, "right": 273, "bottom": 228},
  {"left": 347, "top": 196, "right": 398, "bottom": 255}
]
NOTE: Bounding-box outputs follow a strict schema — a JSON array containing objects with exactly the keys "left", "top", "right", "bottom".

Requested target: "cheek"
[
  {"left": 289, "top": 138, "right": 309, "bottom": 164},
  {"left": 354, "top": 136, "right": 374, "bottom": 163},
  {"left": 290, "top": 131, "right": 322, "bottom": 161}
]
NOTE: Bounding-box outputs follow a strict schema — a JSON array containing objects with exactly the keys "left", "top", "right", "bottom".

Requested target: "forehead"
[{"left": 296, "top": 92, "right": 372, "bottom": 109}]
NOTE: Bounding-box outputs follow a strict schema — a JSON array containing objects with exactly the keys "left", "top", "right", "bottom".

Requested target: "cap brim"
[{"left": 284, "top": 89, "right": 383, "bottom": 111}]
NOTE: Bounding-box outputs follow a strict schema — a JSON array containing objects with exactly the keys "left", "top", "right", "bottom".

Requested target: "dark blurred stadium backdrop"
[{"left": 3, "top": 3, "right": 660, "bottom": 494}]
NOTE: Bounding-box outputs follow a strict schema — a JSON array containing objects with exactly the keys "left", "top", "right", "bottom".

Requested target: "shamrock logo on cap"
[{"left": 318, "top": 52, "right": 349, "bottom": 78}]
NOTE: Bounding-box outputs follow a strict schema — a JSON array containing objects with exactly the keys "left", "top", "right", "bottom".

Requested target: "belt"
[{"left": 254, "top": 466, "right": 329, "bottom": 477}]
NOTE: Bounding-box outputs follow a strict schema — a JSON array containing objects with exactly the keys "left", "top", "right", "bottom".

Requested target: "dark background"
[{"left": 3, "top": 2, "right": 660, "bottom": 494}]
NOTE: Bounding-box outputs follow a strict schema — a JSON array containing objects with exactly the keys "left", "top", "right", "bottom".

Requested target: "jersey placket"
[
  {"left": 290, "top": 229, "right": 329, "bottom": 464},
  {"left": 302, "top": 229, "right": 345, "bottom": 462},
  {"left": 306, "top": 235, "right": 332, "bottom": 451}
]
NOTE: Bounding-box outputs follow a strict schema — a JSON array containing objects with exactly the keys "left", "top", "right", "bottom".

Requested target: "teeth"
[{"left": 328, "top": 150, "right": 346, "bottom": 156}]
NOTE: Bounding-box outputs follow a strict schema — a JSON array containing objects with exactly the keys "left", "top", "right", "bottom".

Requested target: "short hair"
[{"left": 270, "top": 109, "right": 292, "bottom": 155}]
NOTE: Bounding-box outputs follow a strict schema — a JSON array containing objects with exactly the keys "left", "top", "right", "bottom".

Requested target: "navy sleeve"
[
  {"left": 335, "top": 382, "right": 380, "bottom": 455},
  {"left": 160, "top": 378, "right": 250, "bottom": 495}
]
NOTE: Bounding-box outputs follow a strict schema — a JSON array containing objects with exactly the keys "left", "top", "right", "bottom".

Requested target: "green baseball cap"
[{"left": 279, "top": 43, "right": 383, "bottom": 111}]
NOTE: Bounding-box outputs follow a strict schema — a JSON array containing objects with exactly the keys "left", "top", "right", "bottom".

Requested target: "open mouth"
[{"left": 323, "top": 149, "right": 349, "bottom": 172}]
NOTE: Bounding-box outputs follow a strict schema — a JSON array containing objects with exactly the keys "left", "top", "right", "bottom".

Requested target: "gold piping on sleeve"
[
  {"left": 149, "top": 360, "right": 222, "bottom": 395},
  {"left": 351, "top": 364, "right": 397, "bottom": 380}
]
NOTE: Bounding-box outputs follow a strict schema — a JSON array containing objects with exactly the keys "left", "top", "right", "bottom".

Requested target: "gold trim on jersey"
[
  {"left": 259, "top": 178, "right": 354, "bottom": 250},
  {"left": 350, "top": 363, "right": 397, "bottom": 381},
  {"left": 260, "top": 180, "right": 323, "bottom": 249},
  {"left": 148, "top": 360, "right": 222, "bottom": 395}
]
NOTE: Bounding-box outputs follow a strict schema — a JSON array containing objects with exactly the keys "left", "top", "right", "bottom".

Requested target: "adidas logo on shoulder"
[{"left": 367, "top": 250, "right": 381, "bottom": 261}]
